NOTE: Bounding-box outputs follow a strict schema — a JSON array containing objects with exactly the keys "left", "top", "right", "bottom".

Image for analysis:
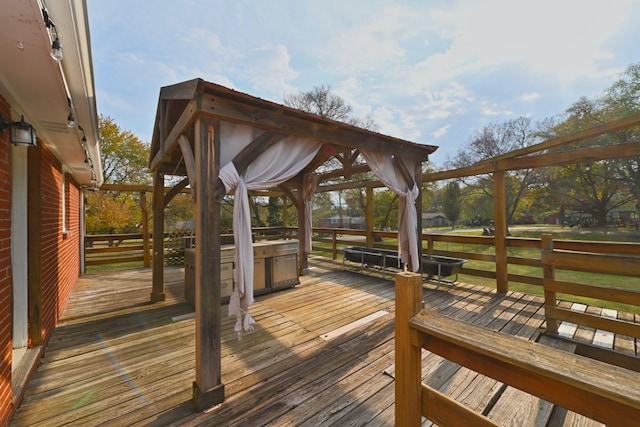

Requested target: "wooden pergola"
[{"left": 148, "top": 78, "right": 438, "bottom": 410}]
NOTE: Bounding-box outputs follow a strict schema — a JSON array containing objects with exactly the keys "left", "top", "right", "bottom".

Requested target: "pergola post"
[
  {"left": 151, "top": 169, "right": 165, "bottom": 302},
  {"left": 493, "top": 170, "right": 508, "bottom": 293},
  {"left": 193, "top": 117, "right": 225, "bottom": 410},
  {"left": 282, "top": 195, "right": 288, "bottom": 233},
  {"left": 297, "top": 182, "right": 308, "bottom": 274},
  {"left": 365, "top": 184, "right": 374, "bottom": 247},
  {"left": 415, "top": 162, "right": 423, "bottom": 273}
]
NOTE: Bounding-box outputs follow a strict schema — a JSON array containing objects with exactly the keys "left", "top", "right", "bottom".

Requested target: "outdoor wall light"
[
  {"left": 0, "top": 115, "right": 38, "bottom": 147},
  {"left": 50, "top": 37, "right": 63, "bottom": 61}
]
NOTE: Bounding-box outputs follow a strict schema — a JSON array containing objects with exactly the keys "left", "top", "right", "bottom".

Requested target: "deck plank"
[{"left": 10, "top": 259, "right": 635, "bottom": 427}]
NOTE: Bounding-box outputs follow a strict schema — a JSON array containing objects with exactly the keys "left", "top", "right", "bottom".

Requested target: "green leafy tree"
[
  {"left": 442, "top": 182, "right": 461, "bottom": 229},
  {"left": 266, "top": 196, "right": 282, "bottom": 226},
  {"left": 544, "top": 64, "right": 639, "bottom": 227},
  {"left": 165, "top": 193, "right": 195, "bottom": 230},
  {"left": 603, "top": 63, "right": 640, "bottom": 229},
  {"left": 373, "top": 189, "right": 399, "bottom": 230}
]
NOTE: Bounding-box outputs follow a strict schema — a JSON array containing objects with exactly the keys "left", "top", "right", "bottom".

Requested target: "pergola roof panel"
[{"left": 149, "top": 78, "right": 438, "bottom": 175}]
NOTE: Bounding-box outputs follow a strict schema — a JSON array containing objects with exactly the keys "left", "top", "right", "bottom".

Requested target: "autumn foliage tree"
[{"left": 85, "top": 115, "right": 151, "bottom": 233}]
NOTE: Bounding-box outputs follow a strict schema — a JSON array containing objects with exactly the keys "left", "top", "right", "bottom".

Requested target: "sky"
[{"left": 87, "top": 0, "right": 640, "bottom": 166}]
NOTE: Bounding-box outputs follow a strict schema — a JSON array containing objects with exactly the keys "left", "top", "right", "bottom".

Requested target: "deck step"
[
  {"left": 557, "top": 303, "right": 587, "bottom": 338},
  {"left": 592, "top": 309, "right": 617, "bottom": 349}
]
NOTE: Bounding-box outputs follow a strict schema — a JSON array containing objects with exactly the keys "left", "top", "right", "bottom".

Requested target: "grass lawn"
[{"left": 314, "top": 225, "right": 639, "bottom": 313}]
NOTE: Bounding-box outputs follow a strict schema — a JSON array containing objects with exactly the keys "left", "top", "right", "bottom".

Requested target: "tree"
[
  {"left": 543, "top": 64, "right": 639, "bottom": 227},
  {"left": 603, "top": 63, "right": 640, "bottom": 229},
  {"left": 373, "top": 189, "right": 399, "bottom": 230},
  {"left": 284, "top": 85, "right": 377, "bottom": 130},
  {"left": 285, "top": 85, "right": 381, "bottom": 229},
  {"left": 266, "top": 196, "right": 282, "bottom": 227},
  {"left": 98, "top": 115, "right": 151, "bottom": 185},
  {"left": 85, "top": 190, "right": 141, "bottom": 233},
  {"left": 86, "top": 116, "right": 152, "bottom": 234},
  {"left": 448, "top": 116, "right": 541, "bottom": 224},
  {"left": 442, "top": 182, "right": 461, "bottom": 229},
  {"left": 165, "top": 193, "right": 195, "bottom": 230}
]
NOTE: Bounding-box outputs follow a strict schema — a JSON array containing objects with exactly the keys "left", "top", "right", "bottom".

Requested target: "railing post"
[
  {"left": 395, "top": 271, "right": 423, "bottom": 427},
  {"left": 140, "top": 191, "right": 151, "bottom": 268},
  {"left": 332, "top": 229, "right": 338, "bottom": 260},
  {"left": 426, "top": 234, "right": 434, "bottom": 256},
  {"left": 493, "top": 170, "right": 508, "bottom": 293},
  {"left": 541, "top": 234, "right": 558, "bottom": 334}
]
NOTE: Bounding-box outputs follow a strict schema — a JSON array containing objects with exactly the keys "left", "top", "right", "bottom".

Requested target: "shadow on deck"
[{"left": 10, "top": 256, "right": 629, "bottom": 426}]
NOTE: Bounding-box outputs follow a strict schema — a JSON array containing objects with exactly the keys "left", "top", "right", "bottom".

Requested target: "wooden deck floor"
[{"left": 10, "top": 257, "right": 636, "bottom": 426}]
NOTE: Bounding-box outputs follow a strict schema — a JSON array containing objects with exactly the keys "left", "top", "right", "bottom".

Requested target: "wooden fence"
[
  {"left": 84, "top": 227, "right": 297, "bottom": 268},
  {"left": 85, "top": 227, "right": 640, "bottom": 293}
]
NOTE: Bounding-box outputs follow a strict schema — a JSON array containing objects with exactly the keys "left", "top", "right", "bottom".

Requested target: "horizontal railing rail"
[{"left": 85, "top": 227, "right": 640, "bottom": 290}]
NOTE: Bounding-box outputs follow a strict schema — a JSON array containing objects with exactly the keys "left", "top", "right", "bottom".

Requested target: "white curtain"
[
  {"left": 302, "top": 173, "right": 319, "bottom": 254},
  {"left": 219, "top": 137, "right": 321, "bottom": 338},
  {"left": 360, "top": 150, "right": 420, "bottom": 272}
]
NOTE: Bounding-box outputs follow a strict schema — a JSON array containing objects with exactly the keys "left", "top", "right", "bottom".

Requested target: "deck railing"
[
  {"left": 85, "top": 227, "right": 640, "bottom": 293},
  {"left": 541, "top": 233, "right": 640, "bottom": 367},
  {"left": 395, "top": 272, "right": 640, "bottom": 427},
  {"left": 85, "top": 233, "right": 151, "bottom": 267},
  {"left": 84, "top": 227, "right": 298, "bottom": 268},
  {"left": 311, "top": 227, "right": 640, "bottom": 289}
]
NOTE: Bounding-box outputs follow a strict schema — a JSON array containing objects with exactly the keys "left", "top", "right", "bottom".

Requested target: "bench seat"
[{"left": 410, "top": 310, "right": 640, "bottom": 426}]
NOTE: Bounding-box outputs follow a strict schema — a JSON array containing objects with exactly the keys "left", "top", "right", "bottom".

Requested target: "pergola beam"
[
  {"left": 423, "top": 113, "right": 640, "bottom": 183},
  {"left": 150, "top": 99, "right": 198, "bottom": 172},
  {"left": 198, "top": 95, "right": 434, "bottom": 161}
]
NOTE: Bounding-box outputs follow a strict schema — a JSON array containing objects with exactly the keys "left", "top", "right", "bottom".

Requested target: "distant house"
[
  {"left": 319, "top": 215, "right": 365, "bottom": 229},
  {"left": 0, "top": 2, "right": 103, "bottom": 424},
  {"left": 422, "top": 213, "right": 449, "bottom": 228}
]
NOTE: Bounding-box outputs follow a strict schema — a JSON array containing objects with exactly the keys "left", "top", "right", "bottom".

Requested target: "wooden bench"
[{"left": 395, "top": 272, "right": 640, "bottom": 427}]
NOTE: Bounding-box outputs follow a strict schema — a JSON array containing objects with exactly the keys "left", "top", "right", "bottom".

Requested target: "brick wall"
[
  {"left": 39, "top": 146, "right": 81, "bottom": 342},
  {"left": 0, "top": 96, "right": 13, "bottom": 427},
  {"left": 0, "top": 94, "right": 83, "bottom": 425}
]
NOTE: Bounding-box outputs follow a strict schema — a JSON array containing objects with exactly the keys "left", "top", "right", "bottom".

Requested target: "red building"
[{"left": 0, "top": 2, "right": 102, "bottom": 424}]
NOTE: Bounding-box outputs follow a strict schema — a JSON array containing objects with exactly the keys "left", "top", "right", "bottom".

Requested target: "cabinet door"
[{"left": 271, "top": 255, "right": 299, "bottom": 289}]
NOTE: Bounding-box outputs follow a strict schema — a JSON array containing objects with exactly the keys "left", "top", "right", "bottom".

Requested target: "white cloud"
[
  {"left": 245, "top": 44, "right": 299, "bottom": 96},
  {"left": 320, "top": 4, "right": 420, "bottom": 73},
  {"left": 95, "top": 89, "right": 138, "bottom": 113},
  {"left": 481, "top": 101, "right": 512, "bottom": 117},
  {"left": 407, "top": 0, "right": 636, "bottom": 87},
  {"left": 521, "top": 92, "right": 541, "bottom": 102},
  {"left": 432, "top": 125, "right": 450, "bottom": 139}
]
